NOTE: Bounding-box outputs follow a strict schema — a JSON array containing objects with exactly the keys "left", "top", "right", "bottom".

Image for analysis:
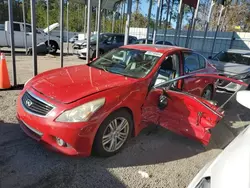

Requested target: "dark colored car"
[
  {"left": 136, "top": 38, "right": 153, "bottom": 44},
  {"left": 155, "top": 40, "right": 174, "bottom": 45},
  {"left": 73, "top": 33, "right": 137, "bottom": 59},
  {"left": 136, "top": 38, "right": 174, "bottom": 46}
]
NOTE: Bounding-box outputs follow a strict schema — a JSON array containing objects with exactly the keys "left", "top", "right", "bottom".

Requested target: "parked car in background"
[
  {"left": 73, "top": 33, "right": 137, "bottom": 59},
  {"left": 69, "top": 35, "right": 78, "bottom": 43},
  {"left": 0, "top": 21, "right": 60, "bottom": 54},
  {"left": 209, "top": 49, "right": 250, "bottom": 93},
  {"left": 17, "top": 44, "right": 220, "bottom": 157},
  {"left": 155, "top": 40, "right": 174, "bottom": 45},
  {"left": 135, "top": 38, "right": 174, "bottom": 46},
  {"left": 188, "top": 86, "right": 250, "bottom": 188},
  {"left": 136, "top": 38, "right": 153, "bottom": 44}
]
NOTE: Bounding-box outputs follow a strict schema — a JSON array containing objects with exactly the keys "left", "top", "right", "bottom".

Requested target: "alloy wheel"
[{"left": 102, "top": 117, "right": 129, "bottom": 152}]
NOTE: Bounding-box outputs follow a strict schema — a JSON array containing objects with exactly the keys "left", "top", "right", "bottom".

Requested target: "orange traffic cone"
[{"left": 0, "top": 53, "right": 11, "bottom": 89}]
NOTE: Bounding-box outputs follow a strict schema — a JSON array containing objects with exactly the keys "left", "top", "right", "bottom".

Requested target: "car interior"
[{"left": 154, "top": 54, "right": 180, "bottom": 86}]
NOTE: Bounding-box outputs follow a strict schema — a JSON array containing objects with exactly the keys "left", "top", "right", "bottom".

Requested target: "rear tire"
[{"left": 93, "top": 109, "right": 133, "bottom": 157}]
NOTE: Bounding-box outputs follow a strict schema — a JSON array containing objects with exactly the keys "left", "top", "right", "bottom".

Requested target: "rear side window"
[
  {"left": 183, "top": 52, "right": 207, "bottom": 73},
  {"left": 198, "top": 54, "right": 206, "bottom": 69},
  {"left": 183, "top": 52, "right": 200, "bottom": 73}
]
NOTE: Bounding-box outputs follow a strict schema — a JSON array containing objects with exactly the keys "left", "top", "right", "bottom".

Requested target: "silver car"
[{"left": 209, "top": 49, "right": 250, "bottom": 93}]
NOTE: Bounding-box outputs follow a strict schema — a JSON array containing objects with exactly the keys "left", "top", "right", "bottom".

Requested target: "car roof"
[
  {"left": 226, "top": 49, "right": 250, "bottom": 54},
  {"left": 121, "top": 44, "right": 188, "bottom": 53},
  {"left": 102, "top": 33, "right": 136, "bottom": 38}
]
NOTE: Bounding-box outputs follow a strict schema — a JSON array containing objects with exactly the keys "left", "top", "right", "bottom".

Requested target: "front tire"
[
  {"left": 93, "top": 109, "right": 133, "bottom": 157},
  {"left": 46, "top": 41, "right": 58, "bottom": 54}
]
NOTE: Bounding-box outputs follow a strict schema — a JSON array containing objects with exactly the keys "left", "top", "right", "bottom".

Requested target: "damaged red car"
[{"left": 17, "top": 44, "right": 234, "bottom": 157}]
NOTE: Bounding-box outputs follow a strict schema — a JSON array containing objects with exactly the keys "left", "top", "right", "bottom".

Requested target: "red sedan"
[{"left": 17, "top": 44, "right": 222, "bottom": 157}]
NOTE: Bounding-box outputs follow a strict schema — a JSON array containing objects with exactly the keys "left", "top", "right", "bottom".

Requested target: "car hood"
[
  {"left": 43, "top": 23, "right": 59, "bottom": 33},
  {"left": 188, "top": 125, "right": 250, "bottom": 188},
  {"left": 30, "top": 65, "right": 136, "bottom": 104},
  {"left": 210, "top": 60, "right": 250, "bottom": 75}
]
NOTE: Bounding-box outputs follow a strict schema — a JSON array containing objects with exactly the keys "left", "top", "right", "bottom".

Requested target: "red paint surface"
[{"left": 17, "top": 45, "right": 245, "bottom": 156}]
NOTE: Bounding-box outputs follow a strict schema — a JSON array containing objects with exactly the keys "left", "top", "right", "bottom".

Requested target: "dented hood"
[
  {"left": 31, "top": 65, "right": 136, "bottom": 103},
  {"left": 210, "top": 60, "right": 250, "bottom": 75}
]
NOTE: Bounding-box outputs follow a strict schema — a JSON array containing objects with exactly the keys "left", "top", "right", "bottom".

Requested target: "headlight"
[
  {"left": 195, "top": 177, "right": 210, "bottom": 188},
  {"left": 233, "top": 72, "right": 250, "bottom": 80},
  {"left": 24, "top": 77, "right": 32, "bottom": 86},
  {"left": 56, "top": 98, "right": 105, "bottom": 122}
]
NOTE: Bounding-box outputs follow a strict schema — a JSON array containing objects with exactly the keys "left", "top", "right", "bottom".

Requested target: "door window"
[
  {"left": 13, "top": 23, "right": 21, "bottom": 31},
  {"left": 155, "top": 53, "right": 180, "bottom": 86},
  {"left": 24, "top": 24, "right": 32, "bottom": 32},
  {"left": 198, "top": 54, "right": 206, "bottom": 69},
  {"left": 105, "top": 36, "right": 114, "bottom": 44},
  {"left": 113, "top": 35, "right": 124, "bottom": 44}
]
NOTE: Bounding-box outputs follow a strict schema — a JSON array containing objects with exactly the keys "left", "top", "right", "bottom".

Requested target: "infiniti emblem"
[{"left": 25, "top": 99, "right": 33, "bottom": 107}]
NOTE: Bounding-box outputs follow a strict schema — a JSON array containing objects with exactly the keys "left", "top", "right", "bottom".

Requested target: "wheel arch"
[{"left": 104, "top": 106, "right": 135, "bottom": 136}]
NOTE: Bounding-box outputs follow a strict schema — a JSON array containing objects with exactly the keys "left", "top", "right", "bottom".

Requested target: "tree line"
[{"left": 0, "top": 0, "right": 249, "bottom": 33}]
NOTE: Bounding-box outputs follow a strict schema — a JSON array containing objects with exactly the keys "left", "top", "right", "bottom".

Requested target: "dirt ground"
[{"left": 1, "top": 51, "right": 250, "bottom": 188}]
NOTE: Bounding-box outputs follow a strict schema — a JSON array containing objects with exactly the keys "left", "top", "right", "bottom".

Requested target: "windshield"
[
  {"left": 213, "top": 51, "right": 250, "bottom": 65},
  {"left": 89, "top": 48, "right": 162, "bottom": 78}
]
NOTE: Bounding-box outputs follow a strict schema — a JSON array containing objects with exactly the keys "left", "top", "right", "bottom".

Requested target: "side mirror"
[
  {"left": 208, "top": 56, "right": 212, "bottom": 59},
  {"left": 158, "top": 90, "right": 168, "bottom": 110}
]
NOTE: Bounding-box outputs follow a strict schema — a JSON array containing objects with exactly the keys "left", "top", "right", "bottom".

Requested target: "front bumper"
[{"left": 17, "top": 89, "right": 99, "bottom": 156}]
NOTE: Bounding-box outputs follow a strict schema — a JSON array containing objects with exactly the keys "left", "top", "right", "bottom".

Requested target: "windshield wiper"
[{"left": 108, "top": 70, "right": 138, "bottom": 78}]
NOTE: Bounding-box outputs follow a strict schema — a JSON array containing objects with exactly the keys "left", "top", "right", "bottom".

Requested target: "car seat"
[
  {"left": 126, "top": 53, "right": 144, "bottom": 70},
  {"left": 155, "top": 57, "right": 176, "bottom": 85}
]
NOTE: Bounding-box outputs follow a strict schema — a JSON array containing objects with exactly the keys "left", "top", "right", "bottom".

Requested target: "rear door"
[{"left": 182, "top": 51, "right": 208, "bottom": 96}]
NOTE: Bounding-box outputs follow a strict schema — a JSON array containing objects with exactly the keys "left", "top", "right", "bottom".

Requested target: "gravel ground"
[
  {"left": 1, "top": 90, "right": 249, "bottom": 188},
  {"left": 1, "top": 52, "right": 250, "bottom": 188}
]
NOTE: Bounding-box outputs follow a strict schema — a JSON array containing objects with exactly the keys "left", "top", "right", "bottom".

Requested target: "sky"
[{"left": 132, "top": 0, "right": 179, "bottom": 28}]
